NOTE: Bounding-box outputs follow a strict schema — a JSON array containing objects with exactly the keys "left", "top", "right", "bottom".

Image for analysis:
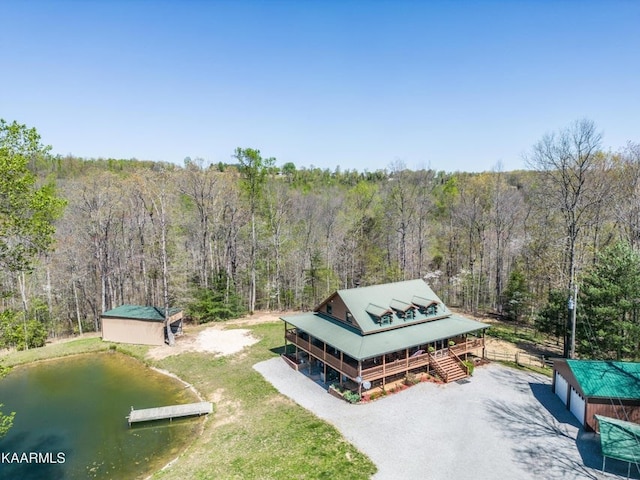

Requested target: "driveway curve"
[{"left": 254, "top": 358, "right": 629, "bottom": 479}]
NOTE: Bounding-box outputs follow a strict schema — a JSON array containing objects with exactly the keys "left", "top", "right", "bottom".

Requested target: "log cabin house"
[{"left": 281, "top": 279, "right": 489, "bottom": 394}]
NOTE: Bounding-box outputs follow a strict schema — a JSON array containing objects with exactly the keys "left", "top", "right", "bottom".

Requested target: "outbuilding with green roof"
[
  {"left": 553, "top": 359, "right": 640, "bottom": 431},
  {"left": 101, "top": 305, "right": 183, "bottom": 346}
]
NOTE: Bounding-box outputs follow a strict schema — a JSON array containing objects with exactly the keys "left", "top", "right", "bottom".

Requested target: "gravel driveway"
[{"left": 254, "top": 358, "right": 635, "bottom": 479}]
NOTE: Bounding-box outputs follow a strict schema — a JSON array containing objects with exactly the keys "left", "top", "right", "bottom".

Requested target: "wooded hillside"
[{"left": 2, "top": 119, "right": 639, "bottom": 359}]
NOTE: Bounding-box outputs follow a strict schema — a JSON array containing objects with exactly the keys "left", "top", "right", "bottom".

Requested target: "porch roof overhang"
[{"left": 282, "top": 312, "right": 488, "bottom": 361}]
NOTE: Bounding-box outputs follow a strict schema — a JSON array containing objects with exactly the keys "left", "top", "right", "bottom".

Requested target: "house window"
[
  {"left": 326, "top": 304, "right": 333, "bottom": 315},
  {"left": 346, "top": 312, "right": 353, "bottom": 323}
]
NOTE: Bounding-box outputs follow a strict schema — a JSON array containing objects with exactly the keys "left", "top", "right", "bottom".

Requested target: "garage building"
[
  {"left": 552, "top": 359, "right": 640, "bottom": 431},
  {"left": 101, "top": 305, "right": 183, "bottom": 346}
]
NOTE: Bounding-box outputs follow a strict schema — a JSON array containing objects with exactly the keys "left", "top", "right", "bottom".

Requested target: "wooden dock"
[{"left": 127, "top": 401, "right": 213, "bottom": 426}]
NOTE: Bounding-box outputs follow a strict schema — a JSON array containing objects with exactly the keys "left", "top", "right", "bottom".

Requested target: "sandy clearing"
[
  {"left": 146, "top": 325, "right": 259, "bottom": 360},
  {"left": 145, "top": 311, "right": 294, "bottom": 360}
]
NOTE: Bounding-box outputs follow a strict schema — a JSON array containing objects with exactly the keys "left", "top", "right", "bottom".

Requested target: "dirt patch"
[
  {"left": 145, "top": 311, "right": 292, "bottom": 361},
  {"left": 147, "top": 325, "right": 258, "bottom": 360},
  {"left": 485, "top": 336, "right": 523, "bottom": 356}
]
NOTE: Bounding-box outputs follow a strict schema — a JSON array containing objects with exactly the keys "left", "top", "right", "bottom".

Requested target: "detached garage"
[
  {"left": 553, "top": 359, "right": 640, "bottom": 431},
  {"left": 101, "top": 305, "right": 183, "bottom": 346}
]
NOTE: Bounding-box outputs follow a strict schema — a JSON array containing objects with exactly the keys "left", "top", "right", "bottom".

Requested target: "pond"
[{"left": 0, "top": 352, "right": 203, "bottom": 479}]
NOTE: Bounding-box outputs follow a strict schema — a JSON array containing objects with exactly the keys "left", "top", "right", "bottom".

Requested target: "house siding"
[
  {"left": 586, "top": 399, "right": 640, "bottom": 432},
  {"left": 102, "top": 317, "right": 165, "bottom": 345},
  {"left": 318, "top": 294, "right": 360, "bottom": 331}
]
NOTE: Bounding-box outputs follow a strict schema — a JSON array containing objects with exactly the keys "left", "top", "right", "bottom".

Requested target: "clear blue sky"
[{"left": 2, "top": 1, "right": 639, "bottom": 173}]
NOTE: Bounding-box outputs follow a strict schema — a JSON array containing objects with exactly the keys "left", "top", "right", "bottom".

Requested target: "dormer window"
[
  {"left": 365, "top": 303, "right": 393, "bottom": 325},
  {"left": 390, "top": 299, "right": 413, "bottom": 320}
]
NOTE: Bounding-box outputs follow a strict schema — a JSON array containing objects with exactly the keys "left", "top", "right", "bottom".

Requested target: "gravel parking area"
[{"left": 254, "top": 359, "right": 635, "bottom": 480}]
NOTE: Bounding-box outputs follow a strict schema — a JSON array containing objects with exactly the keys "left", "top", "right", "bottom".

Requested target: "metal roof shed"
[{"left": 101, "top": 305, "right": 183, "bottom": 346}]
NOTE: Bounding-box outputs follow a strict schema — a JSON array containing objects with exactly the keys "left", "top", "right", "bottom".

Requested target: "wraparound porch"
[{"left": 283, "top": 327, "right": 485, "bottom": 390}]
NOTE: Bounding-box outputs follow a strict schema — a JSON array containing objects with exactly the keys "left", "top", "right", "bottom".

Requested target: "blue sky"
[{"left": 2, "top": 1, "right": 639, "bottom": 173}]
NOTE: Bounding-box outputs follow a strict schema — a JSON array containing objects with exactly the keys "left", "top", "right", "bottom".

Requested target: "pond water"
[{"left": 0, "top": 352, "right": 202, "bottom": 479}]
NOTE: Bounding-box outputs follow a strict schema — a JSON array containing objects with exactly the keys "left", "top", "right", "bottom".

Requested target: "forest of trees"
[{"left": 1, "top": 118, "right": 640, "bottom": 360}]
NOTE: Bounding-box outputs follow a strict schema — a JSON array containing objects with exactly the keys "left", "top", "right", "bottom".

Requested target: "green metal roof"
[
  {"left": 567, "top": 360, "right": 640, "bottom": 399},
  {"left": 595, "top": 415, "right": 640, "bottom": 464},
  {"left": 102, "top": 305, "right": 182, "bottom": 322},
  {"left": 282, "top": 312, "right": 488, "bottom": 360},
  {"left": 335, "top": 279, "right": 449, "bottom": 333}
]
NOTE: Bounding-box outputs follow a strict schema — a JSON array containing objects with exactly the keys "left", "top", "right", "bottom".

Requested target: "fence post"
[{"left": 515, "top": 352, "right": 519, "bottom": 365}]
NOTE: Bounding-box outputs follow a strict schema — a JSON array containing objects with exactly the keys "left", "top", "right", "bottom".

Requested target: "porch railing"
[
  {"left": 286, "top": 330, "right": 359, "bottom": 378},
  {"left": 285, "top": 330, "right": 485, "bottom": 382}
]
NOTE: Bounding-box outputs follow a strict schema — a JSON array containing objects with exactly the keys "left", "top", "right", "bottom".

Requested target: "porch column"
[
  {"left": 283, "top": 321, "right": 288, "bottom": 355},
  {"left": 358, "top": 361, "right": 362, "bottom": 396},
  {"left": 382, "top": 355, "right": 386, "bottom": 388},
  {"left": 482, "top": 330, "right": 486, "bottom": 358},
  {"left": 405, "top": 348, "right": 409, "bottom": 372}
]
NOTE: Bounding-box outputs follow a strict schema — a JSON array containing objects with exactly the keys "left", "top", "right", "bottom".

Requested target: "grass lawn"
[{"left": 0, "top": 322, "right": 377, "bottom": 480}]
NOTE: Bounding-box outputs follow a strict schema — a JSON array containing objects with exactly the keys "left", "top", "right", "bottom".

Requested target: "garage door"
[
  {"left": 569, "top": 386, "right": 586, "bottom": 425},
  {"left": 554, "top": 371, "right": 569, "bottom": 405}
]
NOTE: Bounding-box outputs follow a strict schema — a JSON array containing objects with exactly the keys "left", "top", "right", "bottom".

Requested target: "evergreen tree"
[
  {"left": 578, "top": 242, "right": 640, "bottom": 360},
  {"left": 187, "top": 273, "right": 245, "bottom": 323},
  {"left": 502, "top": 265, "right": 529, "bottom": 323}
]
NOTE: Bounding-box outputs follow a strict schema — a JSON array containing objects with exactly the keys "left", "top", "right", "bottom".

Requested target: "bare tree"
[
  {"left": 178, "top": 158, "right": 220, "bottom": 288},
  {"left": 526, "top": 118, "right": 606, "bottom": 357},
  {"left": 613, "top": 143, "right": 640, "bottom": 247}
]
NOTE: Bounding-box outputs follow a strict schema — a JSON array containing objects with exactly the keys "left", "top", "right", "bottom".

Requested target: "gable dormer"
[
  {"left": 411, "top": 295, "right": 440, "bottom": 316},
  {"left": 365, "top": 303, "right": 394, "bottom": 325},
  {"left": 390, "top": 299, "right": 416, "bottom": 320}
]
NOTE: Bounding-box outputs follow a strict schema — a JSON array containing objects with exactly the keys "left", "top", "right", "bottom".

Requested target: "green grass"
[
  {"left": 0, "top": 324, "right": 376, "bottom": 480},
  {"left": 497, "top": 360, "right": 553, "bottom": 378},
  {"left": 486, "top": 323, "right": 541, "bottom": 344},
  {"left": 153, "top": 323, "right": 375, "bottom": 479},
  {"left": 0, "top": 337, "right": 150, "bottom": 369}
]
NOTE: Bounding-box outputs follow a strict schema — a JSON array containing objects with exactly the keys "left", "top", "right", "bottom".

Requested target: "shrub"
[
  {"left": 187, "top": 273, "right": 246, "bottom": 323},
  {"left": 343, "top": 391, "right": 361, "bottom": 404},
  {"left": 404, "top": 373, "right": 419, "bottom": 385},
  {"left": 463, "top": 360, "right": 475, "bottom": 376},
  {"left": 0, "top": 310, "right": 47, "bottom": 351}
]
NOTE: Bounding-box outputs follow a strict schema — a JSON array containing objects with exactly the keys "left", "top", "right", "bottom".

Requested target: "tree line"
[{"left": 1, "top": 118, "right": 639, "bottom": 360}]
